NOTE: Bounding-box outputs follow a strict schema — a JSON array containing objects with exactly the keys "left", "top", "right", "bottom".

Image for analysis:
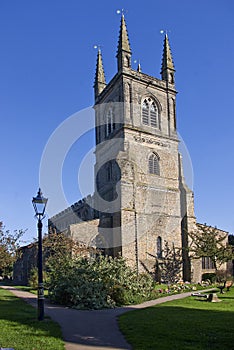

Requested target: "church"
[{"left": 48, "top": 14, "right": 227, "bottom": 283}]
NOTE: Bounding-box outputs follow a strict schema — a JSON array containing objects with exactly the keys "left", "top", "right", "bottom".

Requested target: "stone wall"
[{"left": 13, "top": 243, "right": 37, "bottom": 285}]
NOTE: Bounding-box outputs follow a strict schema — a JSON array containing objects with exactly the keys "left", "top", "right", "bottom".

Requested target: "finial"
[
  {"left": 134, "top": 59, "right": 141, "bottom": 73},
  {"left": 94, "top": 45, "right": 106, "bottom": 98},
  {"left": 116, "top": 12, "right": 131, "bottom": 53},
  {"left": 160, "top": 30, "right": 175, "bottom": 83},
  {"left": 116, "top": 9, "right": 131, "bottom": 71},
  {"left": 94, "top": 44, "right": 102, "bottom": 53},
  {"left": 160, "top": 29, "right": 171, "bottom": 36},
  {"left": 116, "top": 9, "right": 127, "bottom": 17},
  {"left": 137, "top": 62, "right": 141, "bottom": 72}
]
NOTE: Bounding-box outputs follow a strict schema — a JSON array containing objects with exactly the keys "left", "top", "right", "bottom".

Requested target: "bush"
[
  {"left": 47, "top": 259, "right": 113, "bottom": 309},
  {"left": 28, "top": 268, "right": 38, "bottom": 288},
  {"left": 46, "top": 255, "right": 154, "bottom": 309},
  {"left": 201, "top": 273, "right": 216, "bottom": 283},
  {"left": 28, "top": 267, "right": 48, "bottom": 289}
]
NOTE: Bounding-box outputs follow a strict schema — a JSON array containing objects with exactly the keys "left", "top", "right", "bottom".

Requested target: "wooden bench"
[
  {"left": 226, "top": 280, "right": 233, "bottom": 291},
  {"left": 217, "top": 282, "right": 226, "bottom": 294},
  {"left": 217, "top": 280, "right": 233, "bottom": 294}
]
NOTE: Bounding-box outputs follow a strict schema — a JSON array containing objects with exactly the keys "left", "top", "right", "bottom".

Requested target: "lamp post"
[{"left": 32, "top": 188, "right": 48, "bottom": 321}]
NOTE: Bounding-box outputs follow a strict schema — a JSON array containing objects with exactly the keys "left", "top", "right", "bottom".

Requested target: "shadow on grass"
[
  {"left": 219, "top": 295, "right": 234, "bottom": 300},
  {"left": 119, "top": 303, "right": 234, "bottom": 350},
  {"left": 0, "top": 287, "right": 131, "bottom": 349},
  {"left": 0, "top": 288, "right": 64, "bottom": 349}
]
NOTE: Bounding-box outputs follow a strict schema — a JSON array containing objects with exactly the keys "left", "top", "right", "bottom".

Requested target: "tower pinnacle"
[
  {"left": 116, "top": 14, "right": 132, "bottom": 71},
  {"left": 94, "top": 48, "right": 106, "bottom": 99},
  {"left": 161, "top": 34, "right": 175, "bottom": 84}
]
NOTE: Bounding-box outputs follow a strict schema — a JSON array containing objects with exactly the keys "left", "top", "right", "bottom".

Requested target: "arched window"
[
  {"left": 157, "top": 236, "right": 162, "bottom": 258},
  {"left": 149, "top": 153, "right": 160, "bottom": 175},
  {"left": 150, "top": 102, "right": 158, "bottom": 128},
  {"left": 142, "top": 100, "right": 149, "bottom": 125},
  {"left": 172, "top": 98, "right": 176, "bottom": 130},
  {"left": 141, "top": 97, "right": 159, "bottom": 128},
  {"left": 106, "top": 108, "right": 114, "bottom": 137}
]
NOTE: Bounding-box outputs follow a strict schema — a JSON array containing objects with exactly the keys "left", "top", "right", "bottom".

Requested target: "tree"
[
  {"left": 158, "top": 241, "right": 183, "bottom": 284},
  {"left": 188, "top": 224, "right": 234, "bottom": 272},
  {"left": 0, "top": 222, "right": 25, "bottom": 276},
  {"left": 43, "top": 232, "right": 96, "bottom": 265},
  {"left": 143, "top": 241, "right": 183, "bottom": 284}
]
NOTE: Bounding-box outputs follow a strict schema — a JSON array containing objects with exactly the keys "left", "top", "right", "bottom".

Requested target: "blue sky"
[{"left": 0, "top": 0, "right": 234, "bottom": 243}]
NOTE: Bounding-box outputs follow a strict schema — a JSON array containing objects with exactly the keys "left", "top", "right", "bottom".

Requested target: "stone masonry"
[{"left": 48, "top": 15, "right": 229, "bottom": 282}]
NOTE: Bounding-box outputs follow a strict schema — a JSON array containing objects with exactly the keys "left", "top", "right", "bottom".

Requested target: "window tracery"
[
  {"left": 105, "top": 108, "right": 114, "bottom": 137},
  {"left": 141, "top": 97, "right": 159, "bottom": 128}
]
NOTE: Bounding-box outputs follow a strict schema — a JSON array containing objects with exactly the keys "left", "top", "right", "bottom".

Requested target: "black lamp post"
[{"left": 32, "top": 188, "right": 48, "bottom": 321}]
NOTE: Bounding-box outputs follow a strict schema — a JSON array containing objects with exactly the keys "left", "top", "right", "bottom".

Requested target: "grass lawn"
[
  {"left": 0, "top": 288, "right": 65, "bottom": 350},
  {"left": 119, "top": 288, "right": 234, "bottom": 350},
  {"left": 0, "top": 282, "right": 49, "bottom": 297}
]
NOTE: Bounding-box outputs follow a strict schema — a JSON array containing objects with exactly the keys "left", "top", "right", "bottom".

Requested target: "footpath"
[{"left": 0, "top": 286, "right": 207, "bottom": 350}]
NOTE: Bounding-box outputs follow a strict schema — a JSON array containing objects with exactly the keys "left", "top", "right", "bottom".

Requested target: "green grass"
[
  {"left": 0, "top": 282, "right": 49, "bottom": 297},
  {"left": 0, "top": 288, "right": 65, "bottom": 350},
  {"left": 119, "top": 288, "right": 234, "bottom": 350}
]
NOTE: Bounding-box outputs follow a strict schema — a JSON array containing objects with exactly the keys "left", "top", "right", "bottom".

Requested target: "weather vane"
[
  {"left": 133, "top": 59, "right": 141, "bottom": 66},
  {"left": 93, "top": 44, "right": 102, "bottom": 51},
  {"left": 116, "top": 9, "right": 127, "bottom": 16},
  {"left": 160, "top": 29, "right": 171, "bottom": 35}
]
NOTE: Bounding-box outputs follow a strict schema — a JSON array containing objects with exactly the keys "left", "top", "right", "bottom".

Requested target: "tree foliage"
[
  {"left": 0, "top": 222, "right": 24, "bottom": 276},
  {"left": 188, "top": 224, "right": 234, "bottom": 271},
  {"left": 144, "top": 241, "right": 183, "bottom": 284},
  {"left": 158, "top": 241, "right": 183, "bottom": 284},
  {"left": 42, "top": 232, "right": 96, "bottom": 267}
]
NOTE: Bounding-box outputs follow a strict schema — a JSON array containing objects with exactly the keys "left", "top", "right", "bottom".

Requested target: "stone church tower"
[{"left": 93, "top": 15, "right": 196, "bottom": 280}]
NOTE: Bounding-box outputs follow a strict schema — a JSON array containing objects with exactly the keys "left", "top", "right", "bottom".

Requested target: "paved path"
[{"left": 0, "top": 286, "right": 212, "bottom": 350}]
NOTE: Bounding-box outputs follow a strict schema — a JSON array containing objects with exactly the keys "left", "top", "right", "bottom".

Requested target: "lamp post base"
[{"left": 38, "top": 283, "right": 44, "bottom": 321}]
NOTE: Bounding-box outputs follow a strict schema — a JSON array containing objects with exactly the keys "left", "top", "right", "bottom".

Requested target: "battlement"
[{"left": 48, "top": 194, "right": 98, "bottom": 233}]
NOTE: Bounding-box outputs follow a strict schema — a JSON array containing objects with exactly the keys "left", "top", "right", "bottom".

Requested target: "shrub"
[
  {"left": 28, "top": 267, "right": 48, "bottom": 289},
  {"left": 201, "top": 273, "right": 216, "bottom": 283},
  {"left": 46, "top": 255, "right": 154, "bottom": 309},
  {"left": 28, "top": 267, "right": 38, "bottom": 288}
]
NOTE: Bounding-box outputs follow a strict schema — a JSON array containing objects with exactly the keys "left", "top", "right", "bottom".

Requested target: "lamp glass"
[{"left": 32, "top": 188, "right": 48, "bottom": 216}]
